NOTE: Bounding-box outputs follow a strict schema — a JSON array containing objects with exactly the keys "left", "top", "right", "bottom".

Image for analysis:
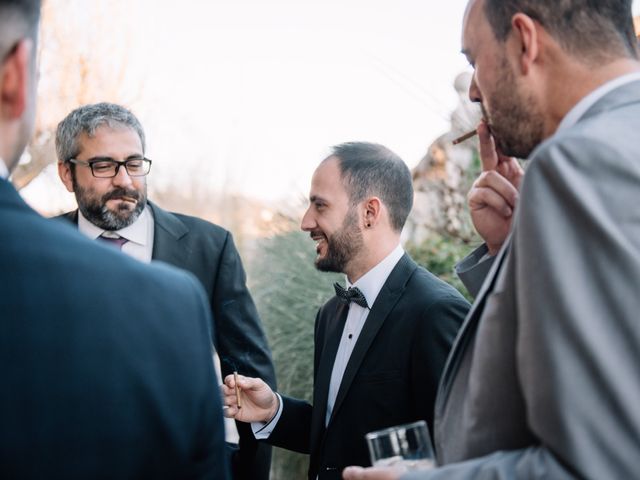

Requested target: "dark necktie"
[
  {"left": 98, "top": 234, "right": 128, "bottom": 250},
  {"left": 333, "top": 282, "right": 369, "bottom": 309}
]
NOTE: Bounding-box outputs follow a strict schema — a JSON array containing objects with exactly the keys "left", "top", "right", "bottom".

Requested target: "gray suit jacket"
[{"left": 404, "top": 80, "right": 640, "bottom": 479}]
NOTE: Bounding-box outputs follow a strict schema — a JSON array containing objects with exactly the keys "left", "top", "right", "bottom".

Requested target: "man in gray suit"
[{"left": 344, "top": 0, "right": 640, "bottom": 479}]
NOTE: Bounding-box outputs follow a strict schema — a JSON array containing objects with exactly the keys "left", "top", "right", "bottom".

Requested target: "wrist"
[{"left": 265, "top": 392, "right": 280, "bottom": 423}]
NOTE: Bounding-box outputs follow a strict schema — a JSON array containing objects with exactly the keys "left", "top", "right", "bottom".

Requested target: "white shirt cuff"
[{"left": 251, "top": 393, "right": 283, "bottom": 439}]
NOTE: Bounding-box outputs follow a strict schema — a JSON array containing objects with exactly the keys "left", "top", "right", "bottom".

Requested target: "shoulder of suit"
[
  {"left": 150, "top": 202, "right": 230, "bottom": 238},
  {"left": 407, "top": 263, "right": 469, "bottom": 304}
]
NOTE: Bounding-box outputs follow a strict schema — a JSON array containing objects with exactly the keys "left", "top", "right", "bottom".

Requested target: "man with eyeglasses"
[
  {"left": 54, "top": 102, "right": 277, "bottom": 480},
  {"left": 1, "top": 3, "right": 228, "bottom": 479}
]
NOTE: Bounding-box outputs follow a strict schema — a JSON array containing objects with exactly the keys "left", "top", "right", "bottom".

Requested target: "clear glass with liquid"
[{"left": 366, "top": 420, "right": 435, "bottom": 471}]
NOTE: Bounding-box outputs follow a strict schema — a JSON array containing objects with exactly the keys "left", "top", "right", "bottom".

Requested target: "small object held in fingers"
[
  {"left": 452, "top": 129, "right": 478, "bottom": 145},
  {"left": 234, "top": 371, "right": 242, "bottom": 409}
]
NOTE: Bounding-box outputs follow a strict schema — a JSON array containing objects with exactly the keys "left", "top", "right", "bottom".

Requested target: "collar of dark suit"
[{"left": 147, "top": 201, "right": 188, "bottom": 241}]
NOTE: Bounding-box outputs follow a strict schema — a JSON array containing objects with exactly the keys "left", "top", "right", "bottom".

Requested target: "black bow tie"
[{"left": 334, "top": 283, "right": 369, "bottom": 309}]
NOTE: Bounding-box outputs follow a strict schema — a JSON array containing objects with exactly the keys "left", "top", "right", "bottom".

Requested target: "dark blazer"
[
  {"left": 267, "top": 253, "right": 469, "bottom": 480},
  {"left": 59, "top": 202, "right": 276, "bottom": 480},
  {"left": 1, "top": 179, "right": 228, "bottom": 479}
]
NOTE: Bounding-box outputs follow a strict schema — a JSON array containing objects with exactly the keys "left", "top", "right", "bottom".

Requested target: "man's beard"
[
  {"left": 72, "top": 176, "right": 147, "bottom": 231},
  {"left": 314, "top": 208, "right": 363, "bottom": 274},
  {"left": 484, "top": 58, "right": 545, "bottom": 159}
]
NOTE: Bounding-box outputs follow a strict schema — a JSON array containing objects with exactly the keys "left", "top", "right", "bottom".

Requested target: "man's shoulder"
[
  {"left": 405, "top": 261, "right": 469, "bottom": 308},
  {"left": 12, "top": 207, "right": 204, "bottom": 307},
  {"left": 52, "top": 210, "right": 77, "bottom": 223},
  {"left": 150, "top": 202, "right": 229, "bottom": 239}
]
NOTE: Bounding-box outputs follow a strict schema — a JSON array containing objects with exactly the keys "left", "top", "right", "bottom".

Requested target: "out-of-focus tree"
[{"left": 12, "top": 0, "right": 143, "bottom": 190}]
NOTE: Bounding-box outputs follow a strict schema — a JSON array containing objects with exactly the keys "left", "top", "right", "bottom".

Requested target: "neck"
[
  {"left": 344, "top": 233, "right": 400, "bottom": 283},
  {"left": 542, "top": 57, "right": 640, "bottom": 138}
]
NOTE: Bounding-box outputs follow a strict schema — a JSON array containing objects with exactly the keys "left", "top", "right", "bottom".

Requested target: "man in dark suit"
[
  {"left": 0, "top": 2, "right": 228, "bottom": 478},
  {"left": 54, "top": 102, "right": 276, "bottom": 480},
  {"left": 223, "top": 142, "right": 469, "bottom": 480},
  {"left": 345, "top": 1, "right": 640, "bottom": 479}
]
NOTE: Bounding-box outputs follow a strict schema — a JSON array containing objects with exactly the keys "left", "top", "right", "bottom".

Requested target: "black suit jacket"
[
  {"left": 267, "top": 254, "right": 469, "bottom": 480},
  {"left": 1, "top": 179, "right": 228, "bottom": 479},
  {"left": 58, "top": 202, "right": 276, "bottom": 480}
]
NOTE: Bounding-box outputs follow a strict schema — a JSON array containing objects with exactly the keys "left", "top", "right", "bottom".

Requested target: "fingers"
[
  {"left": 477, "top": 121, "right": 498, "bottom": 172},
  {"left": 342, "top": 466, "right": 402, "bottom": 480},
  {"left": 469, "top": 170, "right": 519, "bottom": 215},
  {"left": 478, "top": 121, "right": 523, "bottom": 189},
  {"left": 497, "top": 156, "right": 524, "bottom": 190},
  {"left": 343, "top": 466, "right": 366, "bottom": 479}
]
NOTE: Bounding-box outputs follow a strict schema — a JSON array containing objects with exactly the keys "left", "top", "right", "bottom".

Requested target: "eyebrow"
[
  {"left": 309, "top": 195, "right": 327, "bottom": 204},
  {"left": 86, "top": 154, "right": 145, "bottom": 162}
]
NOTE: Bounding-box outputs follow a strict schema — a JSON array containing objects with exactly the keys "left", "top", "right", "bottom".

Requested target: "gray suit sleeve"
[
  {"left": 404, "top": 134, "right": 640, "bottom": 479},
  {"left": 455, "top": 244, "right": 494, "bottom": 298}
]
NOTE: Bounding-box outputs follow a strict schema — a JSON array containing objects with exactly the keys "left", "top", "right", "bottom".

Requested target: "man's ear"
[
  {"left": 511, "top": 13, "right": 539, "bottom": 75},
  {"left": 58, "top": 161, "right": 75, "bottom": 193},
  {"left": 1, "top": 38, "right": 33, "bottom": 120},
  {"left": 363, "top": 197, "right": 382, "bottom": 228}
]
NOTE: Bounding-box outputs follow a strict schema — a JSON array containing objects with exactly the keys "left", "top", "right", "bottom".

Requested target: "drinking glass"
[{"left": 365, "top": 420, "right": 435, "bottom": 470}]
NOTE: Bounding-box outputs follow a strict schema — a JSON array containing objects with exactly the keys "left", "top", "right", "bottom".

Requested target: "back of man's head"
[
  {"left": 0, "top": 0, "right": 41, "bottom": 171},
  {"left": 0, "top": 0, "right": 40, "bottom": 49},
  {"left": 55, "top": 102, "right": 146, "bottom": 164},
  {"left": 331, "top": 142, "right": 413, "bottom": 233},
  {"left": 484, "top": 0, "right": 637, "bottom": 63}
]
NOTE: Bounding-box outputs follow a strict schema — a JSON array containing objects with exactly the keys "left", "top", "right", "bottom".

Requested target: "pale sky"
[{"left": 21, "top": 0, "right": 640, "bottom": 211}]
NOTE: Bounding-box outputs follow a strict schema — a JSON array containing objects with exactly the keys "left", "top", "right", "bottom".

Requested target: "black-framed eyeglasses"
[{"left": 67, "top": 158, "right": 152, "bottom": 178}]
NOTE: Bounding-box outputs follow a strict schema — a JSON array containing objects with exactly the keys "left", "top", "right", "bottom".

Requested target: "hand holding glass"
[{"left": 366, "top": 420, "right": 435, "bottom": 470}]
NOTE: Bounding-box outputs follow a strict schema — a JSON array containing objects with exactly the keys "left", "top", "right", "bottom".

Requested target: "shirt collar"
[
  {"left": 346, "top": 243, "right": 404, "bottom": 309},
  {"left": 0, "top": 158, "right": 9, "bottom": 180},
  {"left": 557, "top": 72, "right": 640, "bottom": 132},
  {"left": 78, "top": 205, "right": 151, "bottom": 246}
]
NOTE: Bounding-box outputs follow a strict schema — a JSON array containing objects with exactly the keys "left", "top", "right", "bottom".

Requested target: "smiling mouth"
[{"left": 310, "top": 233, "right": 327, "bottom": 254}]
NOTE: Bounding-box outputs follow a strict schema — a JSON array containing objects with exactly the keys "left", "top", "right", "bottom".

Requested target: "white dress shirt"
[
  {"left": 253, "top": 243, "right": 405, "bottom": 439},
  {"left": 77, "top": 205, "right": 155, "bottom": 263},
  {"left": 0, "top": 159, "right": 9, "bottom": 180}
]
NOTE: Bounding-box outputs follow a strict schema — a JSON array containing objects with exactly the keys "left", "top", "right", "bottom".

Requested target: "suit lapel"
[
  {"left": 435, "top": 235, "right": 512, "bottom": 416},
  {"left": 311, "top": 302, "right": 349, "bottom": 448},
  {"left": 328, "top": 254, "right": 417, "bottom": 425},
  {"left": 148, "top": 202, "right": 191, "bottom": 264}
]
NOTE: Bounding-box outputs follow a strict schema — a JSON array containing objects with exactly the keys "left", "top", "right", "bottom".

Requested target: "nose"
[
  {"left": 300, "top": 206, "right": 315, "bottom": 232},
  {"left": 111, "top": 163, "right": 133, "bottom": 187},
  {"left": 468, "top": 71, "right": 482, "bottom": 104}
]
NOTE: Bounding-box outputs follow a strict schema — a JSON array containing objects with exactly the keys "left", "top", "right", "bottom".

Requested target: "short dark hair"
[
  {"left": 330, "top": 142, "right": 413, "bottom": 232},
  {"left": 0, "top": 0, "right": 41, "bottom": 56},
  {"left": 484, "top": 0, "right": 638, "bottom": 61}
]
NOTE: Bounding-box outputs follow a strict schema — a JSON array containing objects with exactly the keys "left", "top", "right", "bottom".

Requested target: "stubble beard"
[
  {"left": 485, "top": 58, "right": 545, "bottom": 160},
  {"left": 314, "top": 208, "right": 363, "bottom": 274},
  {"left": 72, "top": 174, "right": 147, "bottom": 231}
]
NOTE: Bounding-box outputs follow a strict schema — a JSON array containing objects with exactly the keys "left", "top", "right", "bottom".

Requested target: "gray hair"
[
  {"left": 329, "top": 142, "right": 414, "bottom": 232},
  {"left": 55, "top": 102, "right": 146, "bottom": 163}
]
